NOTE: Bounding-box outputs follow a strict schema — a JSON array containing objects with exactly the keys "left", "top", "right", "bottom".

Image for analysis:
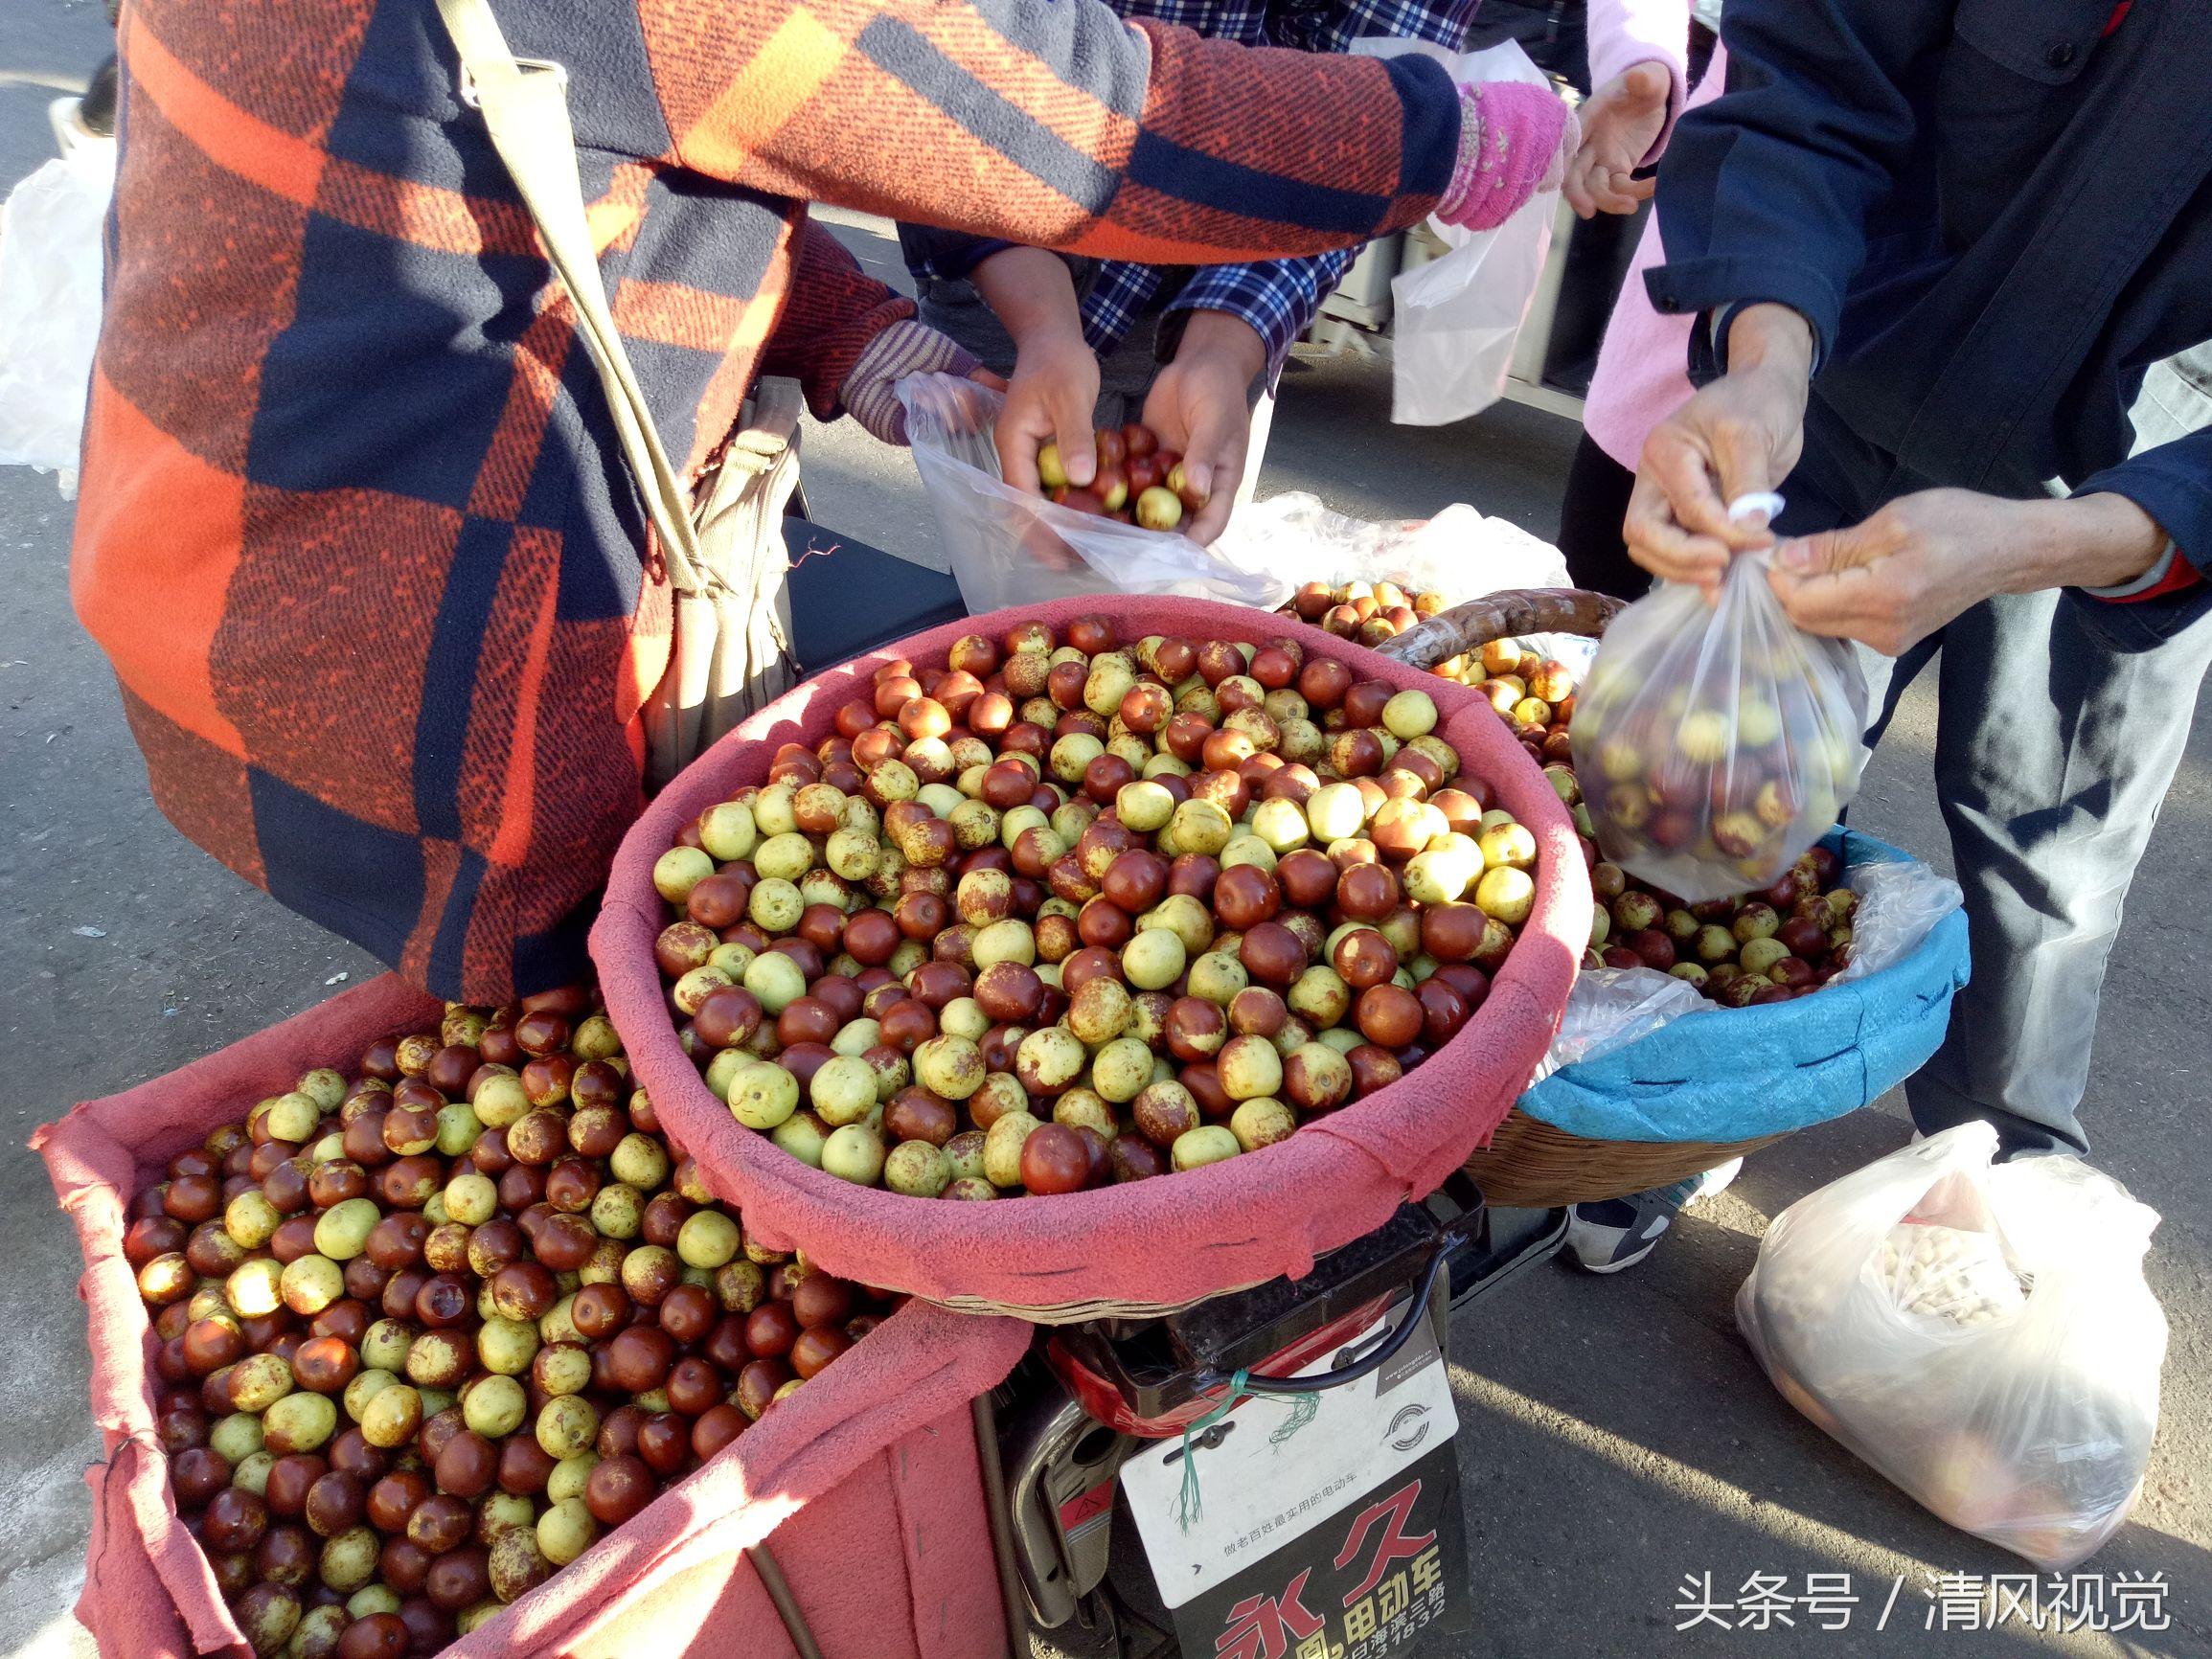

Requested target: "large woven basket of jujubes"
[
  {"left": 593, "top": 595, "right": 1588, "bottom": 1320},
  {"left": 34, "top": 976, "right": 1028, "bottom": 1659}
]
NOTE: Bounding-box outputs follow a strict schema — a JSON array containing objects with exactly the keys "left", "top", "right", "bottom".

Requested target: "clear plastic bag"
[
  {"left": 1526, "top": 966, "right": 1709, "bottom": 1081},
  {"left": 1386, "top": 204, "right": 1554, "bottom": 426},
  {"left": 1571, "top": 555, "right": 1870, "bottom": 900},
  {"left": 0, "top": 144, "right": 115, "bottom": 497},
  {"left": 1737, "top": 1123, "right": 2166, "bottom": 1570},
  {"left": 897, "top": 374, "right": 1290, "bottom": 613},
  {"left": 1534, "top": 845, "right": 1958, "bottom": 1076},
  {"left": 1516, "top": 630, "right": 1597, "bottom": 678},
  {"left": 1355, "top": 39, "right": 1555, "bottom": 426},
  {"left": 1830, "top": 857, "right": 1963, "bottom": 984}
]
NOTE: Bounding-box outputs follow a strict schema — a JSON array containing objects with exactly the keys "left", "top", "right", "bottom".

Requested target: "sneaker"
[
  {"left": 1565, "top": 1158, "right": 1744, "bottom": 1274},
  {"left": 1689, "top": 1156, "right": 1744, "bottom": 1203}
]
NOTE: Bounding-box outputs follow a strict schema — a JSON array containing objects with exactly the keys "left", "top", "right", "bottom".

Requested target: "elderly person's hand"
[
  {"left": 1768, "top": 489, "right": 2175, "bottom": 655},
  {"left": 1624, "top": 305, "right": 1814, "bottom": 594}
]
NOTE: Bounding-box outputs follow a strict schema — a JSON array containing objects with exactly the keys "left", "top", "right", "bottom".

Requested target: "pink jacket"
[
  {"left": 1585, "top": 34, "right": 1725, "bottom": 471},
  {"left": 1587, "top": 0, "right": 1695, "bottom": 129}
]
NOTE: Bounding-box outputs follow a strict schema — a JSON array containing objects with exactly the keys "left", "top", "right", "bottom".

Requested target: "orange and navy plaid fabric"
[{"left": 73, "top": 0, "right": 1458, "bottom": 1002}]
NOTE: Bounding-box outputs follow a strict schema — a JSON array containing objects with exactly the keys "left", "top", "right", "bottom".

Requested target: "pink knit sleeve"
[
  {"left": 1585, "top": 0, "right": 1693, "bottom": 164},
  {"left": 1438, "top": 80, "right": 1575, "bottom": 233}
]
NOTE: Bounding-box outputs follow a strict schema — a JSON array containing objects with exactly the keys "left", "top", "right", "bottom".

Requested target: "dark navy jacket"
[{"left": 1647, "top": 0, "right": 2212, "bottom": 637}]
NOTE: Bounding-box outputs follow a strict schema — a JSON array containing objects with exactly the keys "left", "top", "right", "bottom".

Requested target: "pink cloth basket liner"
[
  {"left": 592, "top": 595, "right": 1587, "bottom": 1316},
  {"left": 34, "top": 974, "right": 1030, "bottom": 1659}
]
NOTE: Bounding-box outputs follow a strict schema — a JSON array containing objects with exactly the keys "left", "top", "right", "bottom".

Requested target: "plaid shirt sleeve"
[
  {"left": 1081, "top": 262, "right": 1171, "bottom": 356},
  {"left": 1163, "top": 248, "right": 1360, "bottom": 372},
  {"left": 1085, "top": 0, "right": 1477, "bottom": 367},
  {"left": 1288, "top": 0, "right": 1483, "bottom": 54}
]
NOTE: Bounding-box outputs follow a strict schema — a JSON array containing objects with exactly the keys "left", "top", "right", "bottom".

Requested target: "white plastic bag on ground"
[
  {"left": 1232, "top": 494, "right": 1569, "bottom": 602},
  {"left": 897, "top": 373, "right": 1290, "bottom": 612},
  {"left": 0, "top": 144, "right": 114, "bottom": 497},
  {"left": 1738, "top": 1123, "right": 2166, "bottom": 1570},
  {"left": 1354, "top": 38, "right": 1554, "bottom": 426}
]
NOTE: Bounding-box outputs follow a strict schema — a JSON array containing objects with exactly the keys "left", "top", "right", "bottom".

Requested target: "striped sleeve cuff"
[
  {"left": 839, "top": 320, "right": 981, "bottom": 445},
  {"left": 2082, "top": 539, "right": 2200, "bottom": 602},
  {"left": 1165, "top": 252, "right": 1353, "bottom": 375}
]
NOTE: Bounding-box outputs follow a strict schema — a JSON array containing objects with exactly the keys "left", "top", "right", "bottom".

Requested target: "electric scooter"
[{"left": 975, "top": 1181, "right": 1567, "bottom": 1659}]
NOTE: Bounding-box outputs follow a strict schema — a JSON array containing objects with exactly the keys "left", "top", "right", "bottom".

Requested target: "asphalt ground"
[{"left": 2, "top": 5, "right": 2204, "bottom": 1652}]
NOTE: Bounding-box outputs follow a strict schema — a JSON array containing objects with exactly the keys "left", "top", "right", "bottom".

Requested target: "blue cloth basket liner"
[{"left": 1516, "top": 830, "right": 1971, "bottom": 1145}]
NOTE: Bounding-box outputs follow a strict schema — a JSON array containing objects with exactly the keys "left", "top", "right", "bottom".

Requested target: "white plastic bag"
[
  {"left": 1829, "top": 858, "right": 1962, "bottom": 985},
  {"left": 1239, "top": 495, "right": 1570, "bottom": 602},
  {"left": 897, "top": 374, "right": 1290, "bottom": 613},
  {"left": 1738, "top": 1124, "right": 2166, "bottom": 1570},
  {"left": 1572, "top": 555, "right": 1870, "bottom": 900},
  {"left": 0, "top": 144, "right": 114, "bottom": 497},
  {"left": 1355, "top": 39, "right": 1554, "bottom": 426}
]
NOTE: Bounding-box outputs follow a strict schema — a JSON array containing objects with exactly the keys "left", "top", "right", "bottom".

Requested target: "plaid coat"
[{"left": 73, "top": 0, "right": 1459, "bottom": 1001}]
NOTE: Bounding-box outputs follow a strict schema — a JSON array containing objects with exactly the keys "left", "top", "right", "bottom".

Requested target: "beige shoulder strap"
[{"left": 432, "top": 0, "right": 705, "bottom": 595}]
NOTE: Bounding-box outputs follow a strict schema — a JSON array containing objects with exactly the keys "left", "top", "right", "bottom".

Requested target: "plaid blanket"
[{"left": 73, "top": 0, "right": 1457, "bottom": 1000}]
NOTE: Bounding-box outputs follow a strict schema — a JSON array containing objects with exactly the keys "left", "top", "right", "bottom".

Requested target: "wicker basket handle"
[{"left": 1372, "top": 587, "right": 1627, "bottom": 670}]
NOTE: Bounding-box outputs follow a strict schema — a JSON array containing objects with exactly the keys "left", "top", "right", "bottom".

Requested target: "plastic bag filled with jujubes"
[
  {"left": 1570, "top": 557, "right": 1868, "bottom": 901},
  {"left": 1737, "top": 1124, "right": 2166, "bottom": 1571}
]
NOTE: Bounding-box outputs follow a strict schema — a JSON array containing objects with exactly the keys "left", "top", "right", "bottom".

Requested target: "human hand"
[
  {"left": 1624, "top": 306, "right": 1816, "bottom": 593},
  {"left": 1565, "top": 61, "right": 1670, "bottom": 218},
  {"left": 1768, "top": 489, "right": 2172, "bottom": 654},
  {"left": 964, "top": 245, "right": 1096, "bottom": 494},
  {"left": 995, "top": 330, "right": 1099, "bottom": 496},
  {"left": 838, "top": 319, "right": 995, "bottom": 445},
  {"left": 1142, "top": 311, "right": 1266, "bottom": 544}
]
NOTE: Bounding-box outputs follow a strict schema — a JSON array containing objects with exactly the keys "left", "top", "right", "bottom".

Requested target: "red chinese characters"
[
  {"left": 1216, "top": 1567, "right": 1326, "bottom": 1659},
  {"left": 1334, "top": 1481, "right": 1437, "bottom": 1606}
]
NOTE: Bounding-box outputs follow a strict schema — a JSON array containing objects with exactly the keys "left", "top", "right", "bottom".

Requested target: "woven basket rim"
[{"left": 591, "top": 593, "right": 1591, "bottom": 1311}]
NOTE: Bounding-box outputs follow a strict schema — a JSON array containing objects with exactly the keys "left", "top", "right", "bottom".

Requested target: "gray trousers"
[
  {"left": 1783, "top": 397, "right": 2212, "bottom": 1154},
  {"left": 917, "top": 275, "right": 1276, "bottom": 512}
]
